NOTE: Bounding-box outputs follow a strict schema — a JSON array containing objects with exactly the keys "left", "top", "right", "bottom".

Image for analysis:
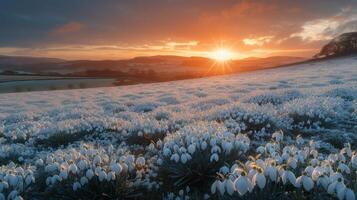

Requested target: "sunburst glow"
[{"left": 211, "top": 49, "right": 233, "bottom": 62}]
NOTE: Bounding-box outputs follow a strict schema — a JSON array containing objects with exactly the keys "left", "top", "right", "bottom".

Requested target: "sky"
[{"left": 1, "top": 0, "right": 357, "bottom": 60}]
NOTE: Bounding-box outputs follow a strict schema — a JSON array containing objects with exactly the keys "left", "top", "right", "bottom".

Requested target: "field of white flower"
[{"left": 0, "top": 56, "right": 356, "bottom": 199}]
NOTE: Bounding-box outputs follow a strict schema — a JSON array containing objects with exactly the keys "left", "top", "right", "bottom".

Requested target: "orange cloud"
[
  {"left": 243, "top": 36, "right": 274, "bottom": 46},
  {"left": 51, "top": 22, "right": 83, "bottom": 35}
]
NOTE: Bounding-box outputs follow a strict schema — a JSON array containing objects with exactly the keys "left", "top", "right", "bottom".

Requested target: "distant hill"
[
  {"left": 0, "top": 55, "right": 65, "bottom": 66},
  {"left": 314, "top": 32, "right": 357, "bottom": 58},
  {"left": 0, "top": 55, "right": 306, "bottom": 76}
]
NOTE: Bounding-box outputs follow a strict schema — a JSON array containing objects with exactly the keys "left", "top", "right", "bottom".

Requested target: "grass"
[
  {"left": 34, "top": 130, "right": 95, "bottom": 148},
  {"left": 159, "top": 148, "right": 248, "bottom": 193}
]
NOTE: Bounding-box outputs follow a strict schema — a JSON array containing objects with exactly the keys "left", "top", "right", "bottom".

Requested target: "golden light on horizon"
[{"left": 211, "top": 48, "right": 233, "bottom": 62}]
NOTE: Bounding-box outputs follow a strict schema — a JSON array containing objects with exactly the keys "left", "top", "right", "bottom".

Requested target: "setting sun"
[{"left": 211, "top": 49, "right": 233, "bottom": 62}]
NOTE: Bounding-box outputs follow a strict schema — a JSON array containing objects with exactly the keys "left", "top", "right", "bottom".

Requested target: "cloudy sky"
[{"left": 1, "top": 0, "right": 357, "bottom": 60}]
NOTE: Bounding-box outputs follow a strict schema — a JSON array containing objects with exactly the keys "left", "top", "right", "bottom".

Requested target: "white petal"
[
  {"left": 346, "top": 188, "right": 356, "bottom": 200},
  {"left": 225, "top": 179, "right": 235, "bottom": 196}
]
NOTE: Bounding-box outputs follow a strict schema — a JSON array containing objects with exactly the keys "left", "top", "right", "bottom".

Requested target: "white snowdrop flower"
[
  {"left": 46, "top": 156, "right": 54, "bottom": 164},
  {"left": 7, "top": 190, "right": 18, "bottom": 200},
  {"left": 179, "top": 147, "right": 187, "bottom": 153},
  {"left": 73, "top": 182, "right": 81, "bottom": 191},
  {"left": 93, "top": 155, "right": 102, "bottom": 165},
  {"left": 211, "top": 145, "right": 221, "bottom": 154},
  {"left": 0, "top": 183, "right": 4, "bottom": 192},
  {"left": 309, "top": 140, "right": 319, "bottom": 149},
  {"left": 178, "top": 189, "right": 184, "bottom": 196},
  {"left": 272, "top": 131, "right": 283, "bottom": 142},
  {"left": 310, "top": 149, "right": 318, "bottom": 158},
  {"left": 296, "top": 135, "right": 304, "bottom": 145},
  {"left": 137, "top": 131, "right": 143, "bottom": 137},
  {"left": 107, "top": 171, "right": 116, "bottom": 181},
  {"left": 217, "top": 180, "right": 225, "bottom": 195},
  {"left": 46, "top": 177, "right": 52, "bottom": 186},
  {"left": 156, "top": 158, "right": 163, "bottom": 165},
  {"left": 248, "top": 168, "right": 257, "bottom": 180},
  {"left": 230, "top": 163, "right": 239, "bottom": 173},
  {"left": 59, "top": 170, "right": 68, "bottom": 180},
  {"left": 339, "top": 154, "right": 347, "bottom": 163},
  {"left": 186, "top": 186, "right": 190, "bottom": 193},
  {"left": 297, "top": 154, "right": 305, "bottom": 164},
  {"left": 121, "top": 163, "right": 128, "bottom": 173},
  {"left": 232, "top": 167, "right": 244, "bottom": 177},
  {"left": 110, "top": 163, "right": 122, "bottom": 175},
  {"left": 203, "top": 193, "right": 210, "bottom": 199},
  {"left": 225, "top": 179, "right": 235, "bottom": 195},
  {"left": 180, "top": 154, "right": 188, "bottom": 164},
  {"left": 311, "top": 167, "right": 323, "bottom": 181},
  {"left": 338, "top": 163, "right": 350, "bottom": 174},
  {"left": 252, "top": 170, "right": 266, "bottom": 189},
  {"left": 317, "top": 175, "right": 329, "bottom": 190},
  {"left": 53, "top": 174, "right": 62, "bottom": 183},
  {"left": 222, "top": 141, "right": 233, "bottom": 154},
  {"left": 170, "top": 154, "right": 180, "bottom": 163},
  {"left": 296, "top": 174, "right": 314, "bottom": 191},
  {"left": 256, "top": 146, "right": 265, "bottom": 154},
  {"left": 80, "top": 177, "right": 88, "bottom": 186},
  {"left": 7, "top": 174, "right": 18, "bottom": 187},
  {"left": 255, "top": 159, "right": 265, "bottom": 169},
  {"left": 98, "top": 170, "right": 107, "bottom": 182},
  {"left": 210, "top": 153, "right": 219, "bottom": 162},
  {"left": 211, "top": 180, "right": 218, "bottom": 194},
  {"left": 288, "top": 158, "right": 298, "bottom": 169},
  {"left": 102, "top": 154, "right": 110, "bottom": 163},
  {"left": 310, "top": 158, "right": 319, "bottom": 167},
  {"left": 148, "top": 143, "right": 155, "bottom": 151},
  {"left": 328, "top": 178, "right": 346, "bottom": 195},
  {"left": 210, "top": 138, "right": 217, "bottom": 147},
  {"left": 219, "top": 166, "right": 230, "bottom": 175},
  {"left": 1, "top": 182, "right": 8, "bottom": 190},
  {"left": 341, "top": 144, "right": 352, "bottom": 157},
  {"left": 265, "top": 165, "right": 278, "bottom": 182},
  {"left": 328, "top": 154, "right": 339, "bottom": 164},
  {"left": 136, "top": 157, "right": 146, "bottom": 167},
  {"left": 330, "top": 172, "right": 344, "bottom": 183},
  {"left": 173, "top": 145, "right": 180, "bottom": 152},
  {"left": 282, "top": 152, "right": 290, "bottom": 161},
  {"left": 281, "top": 170, "right": 296, "bottom": 186},
  {"left": 156, "top": 140, "right": 163, "bottom": 148},
  {"left": 107, "top": 144, "right": 114, "bottom": 154},
  {"left": 126, "top": 155, "right": 135, "bottom": 164},
  {"left": 188, "top": 144, "right": 196, "bottom": 154},
  {"left": 345, "top": 188, "right": 356, "bottom": 200},
  {"left": 69, "top": 163, "right": 78, "bottom": 174},
  {"left": 201, "top": 141, "right": 208, "bottom": 150},
  {"left": 25, "top": 174, "right": 35, "bottom": 186},
  {"left": 304, "top": 166, "right": 314, "bottom": 177},
  {"left": 77, "top": 160, "right": 87, "bottom": 170},
  {"left": 337, "top": 188, "right": 347, "bottom": 200},
  {"left": 85, "top": 169, "right": 94, "bottom": 180},
  {"left": 185, "top": 153, "right": 192, "bottom": 160},
  {"left": 163, "top": 148, "right": 171, "bottom": 157},
  {"left": 35, "top": 159, "right": 44, "bottom": 166},
  {"left": 234, "top": 174, "right": 253, "bottom": 196}
]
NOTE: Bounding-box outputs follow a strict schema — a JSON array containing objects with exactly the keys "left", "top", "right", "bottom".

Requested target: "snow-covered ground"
[{"left": 0, "top": 56, "right": 356, "bottom": 199}]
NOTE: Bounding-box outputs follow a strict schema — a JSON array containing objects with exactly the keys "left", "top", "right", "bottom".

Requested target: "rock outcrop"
[{"left": 314, "top": 32, "right": 357, "bottom": 58}]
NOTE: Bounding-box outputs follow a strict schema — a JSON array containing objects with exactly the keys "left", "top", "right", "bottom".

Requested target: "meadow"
[{"left": 0, "top": 56, "right": 356, "bottom": 199}]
